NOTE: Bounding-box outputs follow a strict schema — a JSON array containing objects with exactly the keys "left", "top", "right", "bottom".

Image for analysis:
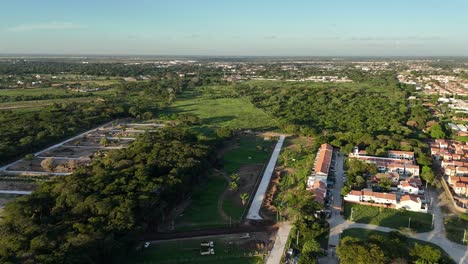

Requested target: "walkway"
[
  {"left": 246, "top": 135, "right": 286, "bottom": 220},
  {"left": 266, "top": 221, "right": 292, "bottom": 264}
]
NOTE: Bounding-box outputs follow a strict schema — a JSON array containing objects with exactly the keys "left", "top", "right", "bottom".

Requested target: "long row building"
[
  {"left": 307, "top": 143, "right": 334, "bottom": 204},
  {"left": 350, "top": 147, "right": 420, "bottom": 178}
]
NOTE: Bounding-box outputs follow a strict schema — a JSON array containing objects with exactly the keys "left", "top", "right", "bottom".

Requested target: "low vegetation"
[
  {"left": 339, "top": 229, "right": 454, "bottom": 264},
  {"left": 344, "top": 203, "right": 433, "bottom": 232},
  {"left": 444, "top": 214, "right": 468, "bottom": 244}
]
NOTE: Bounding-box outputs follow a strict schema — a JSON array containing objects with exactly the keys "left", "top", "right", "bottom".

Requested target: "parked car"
[
  {"left": 239, "top": 233, "right": 251, "bottom": 239},
  {"left": 200, "top": 248, "right": 215, "bottom": 255},
  {"left": 144, "top": 242, "right": 150, "bottom": 248},
  {"left": 200, "top": 241, "right": 214, "bottom": 247}
]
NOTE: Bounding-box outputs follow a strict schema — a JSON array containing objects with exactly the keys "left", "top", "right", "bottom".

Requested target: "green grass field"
[
  {"left": 164, "top": 87, "right": 277, "bottom": 132},
  {"left": 175, "top": 175, "right": 230, "bottom": 231},
  {"left": 221, "top": 136, "right": 274, "bottom": 220},
  {"left": 130, "top": 237, "right": 264, "bottom": 264},
  {"left": 222, "top": 136, "right": 274, "bottom": 175},
  {"left": 444, "top": 215, "right": 468, "bottom": 244},
  {"left": 342, "top": 228, "right": 454, "bottom": 263},
  {"left": 344, "top": 202, "right": 433, "bottom": 232}
]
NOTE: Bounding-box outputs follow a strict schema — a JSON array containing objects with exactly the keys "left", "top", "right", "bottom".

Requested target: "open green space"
[
  {"left": 341, "top": 228, "right": 454, "bottom": 264},
  {"left": 344, "top": 202, "right": 433, "bottom": 232},
  {"left": 444, "top": 214, "right": 468, "bottom": 244},
  {"left": 163, "top": 86, "right": 277, "bottom": 134},
  {"left": 222, "top": 136, "right": 274, "bottom": 220},
  {"left": 0, "top": 97, "right": 100, "bottom": 110},
  {"left": 0, "top": 87, "right": 77, "bottom": 96},
  {"left": 175, "top": 175, "right": 229, "bottom": 231},
  {"left": 222, "top": 136, "right": 274, "bottom": 174},
  {"left": 130, "top": 237, "right": 264, "bottom": 264}
]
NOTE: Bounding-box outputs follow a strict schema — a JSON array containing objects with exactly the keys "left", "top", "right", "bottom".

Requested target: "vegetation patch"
[
  {"left": 339, "top": 228, "right": 454, "bottom": 264},
  {"left": 444, "top": 215, "right": 468, "bottom": 244},
  {"left": 163, "top": 86, "right": 277, "bottom": 134},
  {"left": 175, "top": 174, "right": 230, "bottom": 231},
  {"left": 344, "top": 202, "right": 433, "bottom": 232},
  {"left": 130, "top": 236, "right": 265, "bottom": 264}
]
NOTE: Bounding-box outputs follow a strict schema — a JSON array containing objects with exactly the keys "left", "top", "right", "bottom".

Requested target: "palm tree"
[{"left": 240, "top": 193, "right": 249, "bottom": 206}]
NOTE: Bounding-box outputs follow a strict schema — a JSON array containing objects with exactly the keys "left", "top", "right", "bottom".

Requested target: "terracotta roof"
[
  {"left": 314, "top": 143, "right": 333, "bottom": 175},
  {"left": 400, "top": 194, "right": 420, "bottom": 203},
  {"left": 348, "top": 190, "right": 362, "bottom": 196}
]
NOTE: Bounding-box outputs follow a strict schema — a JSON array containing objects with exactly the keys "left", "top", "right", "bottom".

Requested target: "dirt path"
[{"left": 215, "top": 169, "right": 231, "bottom": 222}]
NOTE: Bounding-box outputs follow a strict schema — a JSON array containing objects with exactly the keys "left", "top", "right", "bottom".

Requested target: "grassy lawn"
[
  {"left": 175, "top": 175, "right": 229, "bottom": 231},
  {"left": 342, "top": 228, "right": 454, "bottom": 263},
  {"left": 163, "top": 87, "right": 277, "bottom": 133},
  {"left": 221, "top": 136, "right": 275, "bottom": 220},
  {"left": 344, "top": 202, "right": 433, "bottom": 232},
  {"left": 444, "top": 214, "right": 468, "bottom": 244},
  {"left": 222, "top": 136, "right": 274, "bottom": 175},
  {"left": 131, "top": 237, "right": 264, "bottom": 264}
]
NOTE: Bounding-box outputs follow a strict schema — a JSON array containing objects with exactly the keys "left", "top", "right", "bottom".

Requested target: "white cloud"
[{"left": 8, "top": 22, "right": 84, "bottom": 32}]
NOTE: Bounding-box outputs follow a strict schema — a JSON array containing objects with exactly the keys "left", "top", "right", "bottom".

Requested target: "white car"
[
  {"left": 200, "top": 241, "right": 214, "bottom": 247},
  {"left": 144, "top": 242, "right": 151, "bottom": 248},
  {"left": 200, "top": 248, "right": 215, "bottom": 255},
  {"left": 239, "top": 233, "right": 251, "bottom": 239}
]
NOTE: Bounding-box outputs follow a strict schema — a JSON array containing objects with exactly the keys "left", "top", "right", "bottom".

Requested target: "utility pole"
[
  {"left": 432, "top": 214, "right": 434, "bottom": 229},
  {"left": 350, "top": 208, "right": 354, "bottom": 221},
  {"left": 464, "top": 230, "right": 467, "bottom": 244},
  {"left": 296, "top": 230, "right": 299, "bottom": 246},
  {"left": 408, "top": 217, "right": 411, "bottom": 229},
  {"left": 229, "top": 216, "right": 232, "bottom": 227}
]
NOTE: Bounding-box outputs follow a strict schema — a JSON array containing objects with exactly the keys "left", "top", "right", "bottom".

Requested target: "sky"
[{"left": 1, "top": 0, "right": 468, "bottom": 56}]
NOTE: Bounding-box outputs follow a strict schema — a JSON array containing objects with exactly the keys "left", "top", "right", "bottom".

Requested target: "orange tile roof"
[
  {"left": 400, "top": 194, "right": 419, "bottom": 203},
  {"left": 314, "top": 143, "right": 333, "bottom": 175}
]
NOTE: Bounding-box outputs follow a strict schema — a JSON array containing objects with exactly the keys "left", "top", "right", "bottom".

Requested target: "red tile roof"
[{"left": 314, "top": 143, "right": 333, "bottom": 175}]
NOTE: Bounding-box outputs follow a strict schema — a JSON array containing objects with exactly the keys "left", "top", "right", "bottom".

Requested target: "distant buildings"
[{"left": 350, "top": 147, "right": 419, "bottom": 177}]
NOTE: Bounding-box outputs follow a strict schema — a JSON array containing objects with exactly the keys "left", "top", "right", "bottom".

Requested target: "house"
[
  {"left": 398, "top": 181, "right": 419, "bottom": 194},
  {"left": 313, "top": 143, "right": 333, "bottom": 177},
  {"left": 454, "top": 182, "right": 468, "bottom": 196},
  {"left": 361, "top": 189, "right": 397, "bottom": 205},
  {"left": 344, "top": 190, "right": 362, "bottom": 203},
  {"left": 388, "top": 150, "right": 414, "bottom": 160},
  {"left": 309, "top": 180, "right": 327, "bottom": 204},
  {"left": 397, "top": 194, "right": 427, "bottom": 212}
]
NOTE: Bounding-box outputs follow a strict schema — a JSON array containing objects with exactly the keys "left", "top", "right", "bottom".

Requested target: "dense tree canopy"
[{"left": 0, "top": 127, "right": 211, "bottom": 263}]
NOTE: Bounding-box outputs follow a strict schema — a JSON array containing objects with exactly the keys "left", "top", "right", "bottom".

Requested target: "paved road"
[
  {"left": 318, "top": 152, "right": 344, "bottom": 264},
  {"left": 0, "top": 190, "right": 32, "bottom": 195},
  {"left": 246, "top": 135, "right": 286, "bottom": 220},
  {"left": 266, "top": 221, "right": 292, "bottom": 264}
]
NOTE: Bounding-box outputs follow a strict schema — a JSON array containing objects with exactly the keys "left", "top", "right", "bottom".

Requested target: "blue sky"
[{"left": 1, "top": 0, "right": 467, "bottom": 56}]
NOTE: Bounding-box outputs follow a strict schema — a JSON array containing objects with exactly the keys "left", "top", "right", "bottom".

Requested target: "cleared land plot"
[
  {"left": 344, "top": 202, "right": 433, "bottom": 232},
  {"left": 174, "top": 136, "right": 274, "bottom": 230},
  {"left": 7, "top": 158, "right": 88, "bottom": 173},
  {"left": 39, "top": 146, "right": 98, "bottom": 159},
  {"left": 163, "top": 87, "right": 277, "bottom": 133},
  {"left": 222, "top": 136, "right": 275, "bottom": 220},
  {"left": 131, "top": 234, "right": 268, "bottom": 264},
  {"left": 222, "top": 136, "right": 274, "bottom": 175},
  {"left": 342, "top": 228, "right": 455, "bottom": 263},
  {"left": 175, "top": 174, "right": 229, "bottom": 231},
  {"left": 444, "top": 214, "right": 468, "bottom": 244}
]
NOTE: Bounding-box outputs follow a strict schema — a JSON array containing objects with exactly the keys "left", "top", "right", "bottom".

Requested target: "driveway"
[
  {"left": 246, "top": 135, "right": 286, "bottom": 220},
  {"left": 266, "top": 221, "right": 292, "bottom": 264}
]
